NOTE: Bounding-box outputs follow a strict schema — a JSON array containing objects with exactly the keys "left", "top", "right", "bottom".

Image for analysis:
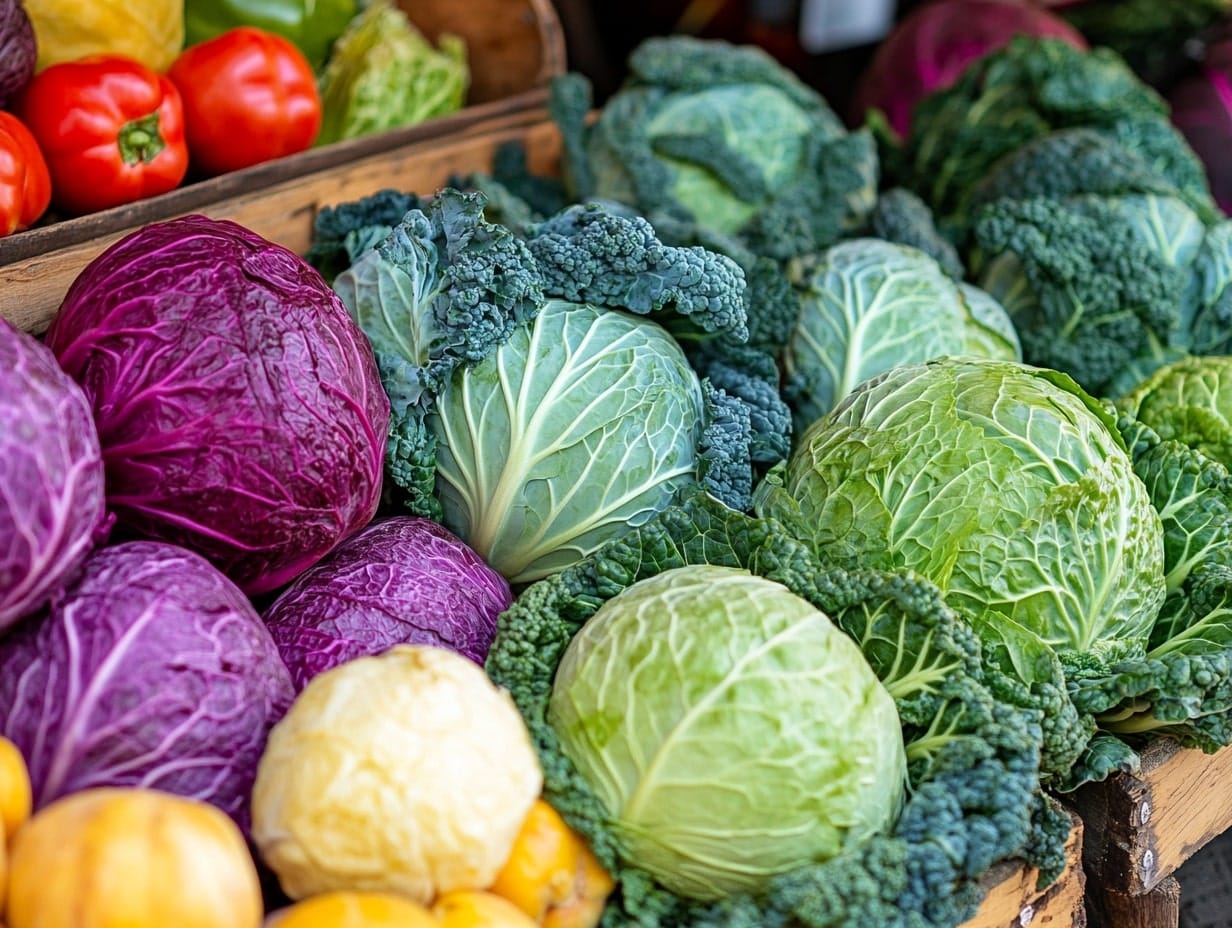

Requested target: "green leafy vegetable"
[
  {"left": 894, "top": 37, "right": 1215, "bottom": 240},
  {"left": 332, "top": 190, "right": 759, "bottom": 584},
  {"left": 316, "top": 0, "right": 468, "bottom": 146},
  {"left": 783, "top": 239, "right": 1019, "bottom": 431},
  {"left": 550, "top": 36, "right": 878, "bottom": 262},
  {"left": 755, "top": 357, "right": 1167, "bottom": 783},
  {"left": 487, "top": 491, "right": 1066, "bottom": 927}
]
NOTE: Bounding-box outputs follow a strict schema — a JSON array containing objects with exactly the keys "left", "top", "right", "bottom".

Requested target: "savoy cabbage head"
[
  {"left": 892, "top": 36, "right": 1217, "bottom": 240},
  {"left": 550, "top": 35, "right": 878, "bottom": 262},
  {"left": 487, "top": 491, "right": 1067, "bottom": 928},
  {"left": 333, "top": 189, "right": 758, "bottom": 585},
  {"left": 969, "top": 130, "right": 1232, "bottom": 397},
  {"left": 755, "top": 357, "right": 1167, "bottom": 783},
  {"left": 783, "top": 238, "right": 1019, "bottom": 431}
]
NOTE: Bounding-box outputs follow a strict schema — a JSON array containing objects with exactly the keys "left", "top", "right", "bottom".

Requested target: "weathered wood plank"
[
  {"left": 1086, "top": 875, "right": 1180, "bottom": 928},
  {"left": 0, "top": 115, "right": 562, "bottom": 334},
  {"left": 1069, "top": 739, "right": 1232, "bottom": 894}
]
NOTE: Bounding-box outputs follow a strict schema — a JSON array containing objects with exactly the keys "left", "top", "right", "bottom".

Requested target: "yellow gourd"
[
  {"left": 264, "top": 891, "right": 438, "bottom": 927},
  {"left": 0, "top": 737, "right": 30, "bottom": 842},
  {"left": 432, "top": 891, "right": 540, "bottom": 927},
  {"left": 5, "top": 787, "right": 263, "bottom": 928},
  {"left": 488, "top": 800, "right": 613, "bottom": 928},
  {"left": 23, "top": 0, "right": 184, "bottom": 73}
]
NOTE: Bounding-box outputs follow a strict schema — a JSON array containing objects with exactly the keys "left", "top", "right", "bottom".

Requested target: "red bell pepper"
[
  {"left": 17, "top": 55, "right": 188, "bottom": 215},
  {"left": 0, "top": 111, "right": 51, "bottom": 235},
  {"left": 168, "top": 26, "right": 322, "bottom": 177}
]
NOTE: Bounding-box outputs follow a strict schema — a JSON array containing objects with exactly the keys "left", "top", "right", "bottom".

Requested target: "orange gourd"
[
  {"left": 433, "top": 890, "right": 539, "bottom": 927},
  {"left": 5, "top": 787, "right": 263, "bottom": 928},
  {"left": 488, "top": 800, "right": 613, "bottom": 928},
  {"left": 0, "top": 737, "right": 31, "bottom": 842},
  {"left": 265, "top": 891, "right": 438, "bottom": 927}
]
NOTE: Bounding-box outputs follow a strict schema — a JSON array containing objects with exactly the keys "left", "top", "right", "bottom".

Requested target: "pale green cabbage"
[{"left": 547, "top": 563, "right": 906, "bottom": 901}]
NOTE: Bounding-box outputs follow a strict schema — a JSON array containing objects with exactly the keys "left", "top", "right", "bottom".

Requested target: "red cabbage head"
[
  {"left": 0, "top": 541, "right": 295, "bottom": 829},
  {"left": 0, "top": 319, "right": 109, "bottom": 631},
  {"left": 45, "top": 215, "right": 390, "bottom": 594},
  {"left": 264, "top": 516, "right": 512, "bottom": 690}
]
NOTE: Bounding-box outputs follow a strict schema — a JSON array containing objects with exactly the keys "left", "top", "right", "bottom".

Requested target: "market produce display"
[
  {"left": 11, "top": 4, "right": 1232, "bottom": 927},
  {"left": 0, "top": 0, "right": 470, "bottom": 233}
]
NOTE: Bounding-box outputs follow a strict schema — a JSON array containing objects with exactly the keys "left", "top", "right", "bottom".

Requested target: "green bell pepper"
[{"left": 184, "top": 0, "right": 359, "bottom": 70}]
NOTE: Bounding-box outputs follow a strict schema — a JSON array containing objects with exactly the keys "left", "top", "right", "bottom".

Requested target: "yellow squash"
[
  {"left": 488, "top": 800, "right": 613, "bottom": 928},
  {"left": 23, "top": 0, "right": 184, "bottom": 72},
  {"left": 5, "top": 787, "right": 263, "bottom": 928},
  {"left": 265, "top": 891, "right": 438, "bottom": 927},
  {"left": 0, "top": 737, "right": 30, "bottom": 842},
  {"left": 432, "top": 891, "right": 539, "bottom": 927}
]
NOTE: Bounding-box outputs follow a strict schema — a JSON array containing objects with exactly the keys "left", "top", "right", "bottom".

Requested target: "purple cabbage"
[
  {"left": 0, "top": 0, "right": 35, "bottom": 108},
  {"left": 0, "top": 541, "right": 294, "bottom": 829},
  {"left": 263, "top": 516, "right": 512, "bottom": 690},
  {"left": 44, "top": 215, "right": 390, "bottom": 595},
  {"left": 1169, "top": 37, "right": 1232, "bottom": 216},
  {"left": 0, "top": 319, "right": 109, "bottom": 632},
  {"left": 853, "top": 0, "right": 1087, "bottom": 136}
]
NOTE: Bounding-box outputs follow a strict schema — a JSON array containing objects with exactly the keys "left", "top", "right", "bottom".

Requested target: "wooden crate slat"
[
  {"left": 1070, "top": 739, "right": 1232, "bottom": 895},
  {"left": 0, "top": 115, "right": 562, "bottom": 335},
  {"left": 1086, "top": 876, "right": 1180, "bottom": 928}
]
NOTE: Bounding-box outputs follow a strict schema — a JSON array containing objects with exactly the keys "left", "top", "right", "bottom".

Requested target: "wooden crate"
[
  {"left": 1068, "top": 738, "right": 1232, "bottom": 928},
  {"left": 960, "top": 814, "right": 1087, "bottom": 928},
  {"left": 0, "top": 0, "right": 565, "bottom": 335}
]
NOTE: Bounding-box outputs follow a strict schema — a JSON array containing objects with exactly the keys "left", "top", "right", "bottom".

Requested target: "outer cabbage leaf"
[
  {"left": 487, "top": 491, "right": 1064, "bottom": 927},
  {"left": 0, "top": 542, "right": 294, "bottom": 829},
  {"left": 0, "top": 320, "right": 109, "bottom": 631}
]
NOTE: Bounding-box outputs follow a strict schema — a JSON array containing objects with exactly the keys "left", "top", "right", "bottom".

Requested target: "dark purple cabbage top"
[{"left": 263, "top": 516, "right": 513, "bottom": 690}]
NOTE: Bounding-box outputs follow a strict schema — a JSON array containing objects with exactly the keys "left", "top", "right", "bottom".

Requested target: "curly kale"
[
  {"left": 527, "top": 203, "right": 747, "bottom": 339},
  {"left": 972, "top": 194, "right": 1187, "bottom": 396},
  {"left": 549, "top": 36, "right": 877, "bottom": 262},
  {"left": 897, "top": 36, "right": 1215, "bottom": 240},
  {"left": 487, "top": 492, "right": 1064, "bottom": 928},
  {"left": 869, "top": 188, "right": 965, "bottom": 281},
  {"left": 304, "top": 188, "right": 423, "bottom": 283}
]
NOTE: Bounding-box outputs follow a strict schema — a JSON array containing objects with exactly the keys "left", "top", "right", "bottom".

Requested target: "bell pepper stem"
[{"left": 118, "top": 113, "right": 167, "bottom": 166}]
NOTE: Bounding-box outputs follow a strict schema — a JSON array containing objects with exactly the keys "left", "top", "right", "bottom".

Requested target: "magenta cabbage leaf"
[
  {"left": 44, "top": 215, "right": 390, "bottom": 595},
  {"left": 0, "top": 319, "right": 109, "bottom": 632},
  {"left": 0, "top": 541, "right": 294, "bottom": 828},
  {"left": 854, "top": 0, "right": 1086, "bottom": 136},
  {"left": 263, "top": 516, "right": 512, "bottom": 690},
  {"left": 1169, "top": 37, "right": 1232, "bottom": 216}
]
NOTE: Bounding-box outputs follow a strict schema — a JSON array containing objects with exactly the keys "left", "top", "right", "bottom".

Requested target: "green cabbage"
[
  {"left": 548, "top": 564, "right": 906, "bottom": 901},
  {"left": 316, "top": 0, "right": 468, "bottom": 146}
]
